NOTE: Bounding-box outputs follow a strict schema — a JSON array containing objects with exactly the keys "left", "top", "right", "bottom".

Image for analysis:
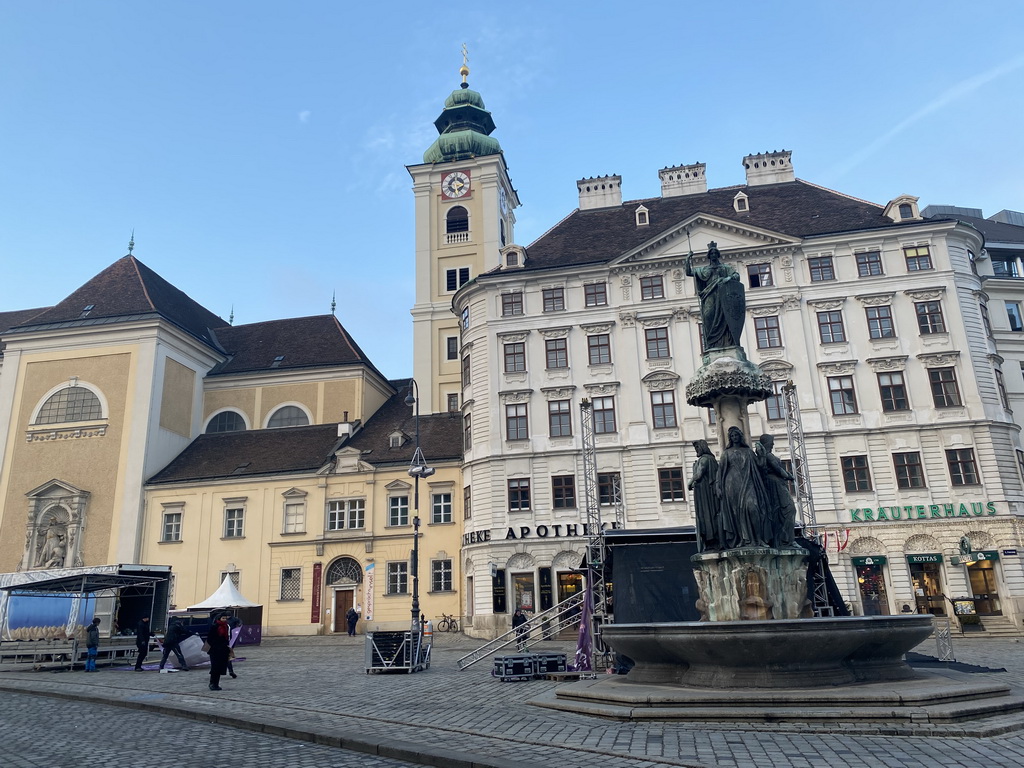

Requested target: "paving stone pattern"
[{"left": 2, "top": 631, "right": 1024, "bottom": 767}]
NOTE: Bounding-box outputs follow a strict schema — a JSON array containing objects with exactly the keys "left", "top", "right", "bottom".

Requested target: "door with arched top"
[{"left": 325, "top": 557, "right": 363, "bottom": 633}]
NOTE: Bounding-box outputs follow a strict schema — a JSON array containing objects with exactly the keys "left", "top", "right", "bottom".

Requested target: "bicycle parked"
[{"left": 437, "top": 613, "right": 460, "bottom": 632}]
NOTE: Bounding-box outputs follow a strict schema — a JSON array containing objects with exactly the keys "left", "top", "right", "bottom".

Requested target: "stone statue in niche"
[
  {"left": 685, "top": 241, "right": 746, "bottom": 351},
  {"left": 755, "top": 433, "right": 797, "bottom": 548},
  {"left": 716, "top": 427, "right": 773, "bottom": 548},
  {"left": 35, "top": 520, "right": 68, "bottom": 569},
  {"left": 689, "top": 440, "right": 724, "bottom": 551}
]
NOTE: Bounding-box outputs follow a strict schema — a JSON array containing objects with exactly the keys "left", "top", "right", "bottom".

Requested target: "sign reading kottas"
[{"left": 850, "top": 501, "right": 997, "bottom": 523}]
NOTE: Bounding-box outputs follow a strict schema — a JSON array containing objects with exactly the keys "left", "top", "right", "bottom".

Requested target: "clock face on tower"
[{"left": 441, "top": 170, "right": 471, "bottom": 199}]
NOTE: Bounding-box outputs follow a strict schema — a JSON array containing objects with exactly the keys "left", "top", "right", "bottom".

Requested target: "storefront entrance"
[
  {"left": 333, "top": 589, "right": 354, "bottom": 633},
  {"left": 852, "top": 556, "right": 889, "bottom": 616},
  {"left": 967, "top": 558, "right": 1001, "bottom": 615},
  {"left": 908, "top": 555, "right": 946, "bottom": 616},
  {"left": 512, "top": 572, "right": 535, "bottom": 612}
]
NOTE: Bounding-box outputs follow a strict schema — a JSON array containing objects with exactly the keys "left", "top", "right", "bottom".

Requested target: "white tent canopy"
[{"left": 188, "top": 575, "right": 261, "bottom": 609}]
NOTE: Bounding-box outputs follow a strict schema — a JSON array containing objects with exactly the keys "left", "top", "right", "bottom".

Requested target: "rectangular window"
[
  {"left": 463, "top": 486, "right": 472, "bottom": 520},
  {"left": 461, "top": 307, "right": 469, "bottom": 330},
  {"left": 501, "top": 292, "right": 524, "bottom": 316},
  {"left": 754, "top": 316, "right": 782, "bottom": 349},
  {"left": 597, "top": 472, "right": 622, "bottom": 506},
  {"left": 707, "top": 407, "right": 716, "bottom": 425},
  {"left": 808, "top": 255, "right": 835, "bottom": 282},
  {"left": 446, "top": 393, "right": 459, "bottom": 412},
  {"left": 388, "top": 496, "right": 409, "bottom": 527},
  {"left": 593, "top": 396, "right": 616, "bottom": 434},
  {"left": 893, "top": 452, "right": 926, "bottom": 489},
  {"left": 431, "top": 559, "right": 453, "bottom": 592},
  {"left": 946, "top": 448, "right": 980, "bottom": 486},
  {"left": 588, "top": 334, "right": 611, "bottom": 365},
  {"left": 327, "top": 499, "right": 365, "bottom": 530},
  {"left": 387, "top": 562, "right": 409, "bottom": 595},
  {"left": 548, "top": 400, "right": 572, "bottom": 437},
  {"left": 650, "top": 390, "right": 678, "bottom": 429},
  {"left": 279, "top": 568, "right": 301, "bottom": 601},
  {"left": 221, "top": 571, "right": 240, "bottom": 589},
  {"left": 766, "top": 380, "right": 786, "bottom": 420},
  {"left": 996, "top": 369, "right": 1010, "bottom": 410},
  {"left": 878, "top": 371, "right": 909, "bottom": 412},
  {"left": 503, "top": 342, "right": 526, "bottom": 373},
  {"left": 841, "top": 455, "right": 872, "bottom": 492},
  {"left": 856, "top": 251, "right": 884, "bottom": 277},
  {"left": 915, "top": 301, "right": 946, "bottom": 334},
  {"left": 431, "top": 493, "right": 453, "bottom": 524},
  {"left": 994, "top": 258, "right": 1020, "bottom": 277},
  {"left": 508, "top": 478, "right": 531, "bottom": 512},
  {"left": 747, "top": 263, "right": 773, "bottom": 288},
  {"left": 981, "top": 303, "right": 993, "bottom": 337},
  {"left": 645, "top": 327, "right": 670, "bottom": 358},
  {"left": 542, "top": 288, "right": 565, "bottom": 312},
  {"left": 865, "top": 305, "right": 895, "bottom": 339},
  {"left": 545, "top": 338, "right": 568, "bottom": 369},
  {"left": 446, "top": 336, "right": 459, "bottom": 360},
  {"left": 1006, "top": 301, "right": 1024, "bottom": 332},
  {"left": 585, "top": 282, "right": 608, "bottom": 307},
  {"left": 904, "top": 245, "right": 933, "bottom": 271},
  {"left": 224, "top": 508, "right": 244, "bottom": 538},
  {"left": 780, "top": 458, "right": 797, "bottom": 497},
  {"left": 505, "top": 403, "right": 528, "bottom": 440},
  {"left": 828, "top": 375, "right": 858, "bottom": 415},
  {"left": 446, "top": 267, "right": 470, "bottom": 292},
  {"left": 640, "top": 275, "right": 664, "bottom": 300},
  {"left": 551, "top": 475, "right": 576, "bottom": 509},
  {"left": 162, "top": 511, "right": 182, "bottom": 542},
  {"left": 283, "top": 502, "right": 305, "bottom": 534},
  {"left": 658, "top": 467, "right": 685, "bottom": 502},
  {"left": 929, "top": 367, "right": 962, "bottom": 407},
  {"left": 463, "top": 413, "right": 472, "bottom": 450},
  {"left": 461, "top": 355, "right": 471, "bottom": 388},
  {"left": 1017, "top": 450, "right": 1024, "bottom": 486},
  {"left": 816, "top": 310, "right": 846, "bottom": 343}
]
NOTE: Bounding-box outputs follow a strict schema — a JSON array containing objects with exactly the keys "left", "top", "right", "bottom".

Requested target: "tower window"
[{"left": 445, "top": 206, "right": 469, "bottom": 234}]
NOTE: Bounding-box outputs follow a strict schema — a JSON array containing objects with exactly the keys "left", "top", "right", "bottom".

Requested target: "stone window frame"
[{"left": 279, "top": 567, "right": 302, "bottom": 601}]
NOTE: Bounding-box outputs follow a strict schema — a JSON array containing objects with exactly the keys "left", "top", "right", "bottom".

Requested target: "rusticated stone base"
[{"left": 692, "top": 547, "right": 811, "bottom": 621}]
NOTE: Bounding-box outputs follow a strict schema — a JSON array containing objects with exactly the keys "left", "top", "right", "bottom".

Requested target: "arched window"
[
  {"left": 446, "top": 206, "right": 469, "bottom": 234},
  {"left": 326, "top": 556, "right": 363, "bottom": 585},
  {"left": 267, "top": 405, "right": 309, "bottom": 428},
  {"left": 899, "top": 203, "right": 913, "bottom": 219},
  {"left": 206, "top": 411, "right": 247, "bottom": 434},
  {"left": 35, "top": 386, "right": 102, "bottom": 425}
]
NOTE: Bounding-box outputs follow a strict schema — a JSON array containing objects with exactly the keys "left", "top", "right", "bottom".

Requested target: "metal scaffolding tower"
[
  {"left": 579, "top": 399, "right": 614, "bottom": 667},
  {"left": 782, "top": 380, "right": 833, "bottom": 616}
]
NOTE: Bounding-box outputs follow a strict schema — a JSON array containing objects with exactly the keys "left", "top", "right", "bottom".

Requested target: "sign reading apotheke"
[
  {"left": 850, "top": 501, "right": 997, "bottom": 523},
  {"left": 463, "top": 521, "right": 622, "bottom": 547}
]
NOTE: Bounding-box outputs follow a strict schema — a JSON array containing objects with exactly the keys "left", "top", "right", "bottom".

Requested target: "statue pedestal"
[{"left": 692, "top": 547, "right": 811, "bottom": 621}]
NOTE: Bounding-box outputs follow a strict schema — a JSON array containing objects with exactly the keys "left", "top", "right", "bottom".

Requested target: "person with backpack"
[{"left": 345, "top": 606, "right": 359, "bottom": 636}]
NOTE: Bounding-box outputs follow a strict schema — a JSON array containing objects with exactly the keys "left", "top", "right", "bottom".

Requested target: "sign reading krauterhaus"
[{"left": 850, "top": 501, "right": 997, "bottom": 523}]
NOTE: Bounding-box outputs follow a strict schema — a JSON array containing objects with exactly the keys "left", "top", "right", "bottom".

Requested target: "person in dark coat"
[
  {"left": 206, "top": 613, "right": 231, "bottom": 691},
  {"left": 226, "top": 615, "right": 241, "bottom": 678},
  {"left": 84, "top": 617, "right": 101, "bottom": 672},
  {"left": 512, "top": 608, "right": 529, "bottom": 651},
  {"left": 345, "top": 607, "right": 358, "bottom": 636},
  {"left": 134, "top": 616, "right": 153, "bottom": 671},
  {"left": 158, "top": 618, "right": 191, "bottom": 671}
]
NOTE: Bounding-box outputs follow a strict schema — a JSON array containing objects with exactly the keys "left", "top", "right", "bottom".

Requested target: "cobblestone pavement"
[
  {"left": 0, "top": 690, "right": 422, "bottom": 768},
  {"left": 1, "top": 631, "right": 1024, "bottom": 768}
]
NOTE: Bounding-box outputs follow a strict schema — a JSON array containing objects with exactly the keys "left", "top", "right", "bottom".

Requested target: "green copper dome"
[{"left": 424, "top": 81, "right": 502, "bottom": 163}]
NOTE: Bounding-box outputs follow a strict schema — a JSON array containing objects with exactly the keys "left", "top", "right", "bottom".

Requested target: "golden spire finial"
[{"left": 460, "top": 43, "right": 470, "bottom": 84}]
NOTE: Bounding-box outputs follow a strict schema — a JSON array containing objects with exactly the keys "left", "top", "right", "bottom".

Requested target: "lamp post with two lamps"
[{"left": 405, "top": 379, "right": 434, "bottom": 638}]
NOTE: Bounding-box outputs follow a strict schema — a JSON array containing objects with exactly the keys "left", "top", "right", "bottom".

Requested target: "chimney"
[
  {"left": 659, "top": 163, "right": 707, "bottom": 197},
  {"left": 576, "top": 175, "right": 622, "bottom": 210},
  {"left": 742, "top": 150, "right": 794, "bottom": 186}
]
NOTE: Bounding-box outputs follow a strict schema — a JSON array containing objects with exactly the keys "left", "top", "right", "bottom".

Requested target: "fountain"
[{"left": 535, "top": 242, "right": 1024, "bottom": 732}]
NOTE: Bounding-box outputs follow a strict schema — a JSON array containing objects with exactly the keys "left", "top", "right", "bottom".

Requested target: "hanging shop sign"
[
  {"left": 851, "top": 556, "right": 887, "bottom": 566},
  {"left": 951, "top": 550, "right": 1000, "bottom": 565},
  {"left": 906, "top": 553, "right": 943, "bottom": 564},
  {"left": 849, "top": 501, "right": 997, "bottom": 523}
]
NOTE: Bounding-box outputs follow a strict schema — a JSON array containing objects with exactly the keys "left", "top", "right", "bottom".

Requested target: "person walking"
[
  {"left": 512, "top": 608, "right": 529, "bottom": 651},
  {"left": 84, "top": 617, "right": 101, "bottom": 672},
  {"left": 225, "top": 615, "right": 241, "bottom": 678},
  {"left": 134, "top": 616, "right": 153, "bottom": 671},
  {"left": 345, "top": 606, "right": 358, "bottom": 636},
  {"left": 158, "top": 618, "right": 191, "bottom": 671},
  {"left": 205, "top": 613, "right": 231, "bottom": 691}
]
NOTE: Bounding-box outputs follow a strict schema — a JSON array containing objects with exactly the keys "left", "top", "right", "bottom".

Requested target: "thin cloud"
[{"left": 829, "top": 54, "right": 1024, "bottom": 179}]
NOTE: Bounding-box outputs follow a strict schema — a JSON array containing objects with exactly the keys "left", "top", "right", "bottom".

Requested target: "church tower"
[{"left": 408, "top": 59, "right": 519, "bottom": 414}]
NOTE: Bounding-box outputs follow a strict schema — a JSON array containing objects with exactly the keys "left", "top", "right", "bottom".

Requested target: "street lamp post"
[{"left": 405, "top": 380, "right": 434, "bottom": 637}]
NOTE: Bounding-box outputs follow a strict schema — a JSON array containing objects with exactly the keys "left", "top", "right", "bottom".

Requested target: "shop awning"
[{"left": 0, "top": 572, "right": 167, "bottom": 598}]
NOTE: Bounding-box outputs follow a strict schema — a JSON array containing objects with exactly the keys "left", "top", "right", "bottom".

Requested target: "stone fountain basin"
[{"left": 602, "top": 615, "right": 935, "bottom": 688}]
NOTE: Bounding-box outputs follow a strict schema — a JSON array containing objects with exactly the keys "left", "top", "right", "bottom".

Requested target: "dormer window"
[
  {"left": 883, "top": 195, "right": 920, "bottom": 222},
  {"left": 899, "top": 204, "right": 913, "bottom": 219},
  {"left": 733, "top": 191, "right": 749, "bottom": 213},
  {"left": 80, "top": 304, "right": 95, "bottom": 318},
  {"left": 389, "top": 430, "right": 407, "bottom": 449},
  {"left": 507, "top": 251, "right": 519, "bottom": 267},
  {"left": 501, "top": 245, "right": 526, "bottom": 269},
  {"left": 271, "top": 355, "right": 285, "bottom": 368},
  {"left": 635, "top": 205, "right": 649, "bottom": 227}
]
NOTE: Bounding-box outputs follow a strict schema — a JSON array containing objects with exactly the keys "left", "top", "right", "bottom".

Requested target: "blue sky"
[{"left": 2, "top": 2, "right": 1022, "bottom": 379}]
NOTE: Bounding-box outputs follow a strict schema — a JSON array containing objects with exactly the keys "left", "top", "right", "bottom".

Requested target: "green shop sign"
[
  {"left": 850, "top": 501, "right": 997, "bottom": 523},
  {"left": 951, "top": 550, "right": 1000, "bottom": 565},
  {"left": 851, "top": 556, "right": 887, "bottom": 566},
  {"left": 907, "top": 553, "right": 943, "bottom": 564}
]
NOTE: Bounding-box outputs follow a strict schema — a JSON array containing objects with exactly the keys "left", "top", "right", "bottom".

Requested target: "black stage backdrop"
[{"left": 610, "top": 541, "right": 701, "bottom": 623}]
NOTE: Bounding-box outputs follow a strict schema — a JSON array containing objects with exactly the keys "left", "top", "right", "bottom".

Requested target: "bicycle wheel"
[
  {"left": 438, "top": 618, "right": 451, "bottom": 632},
  {"left": 449, "top": 619, "right": 459, "bottom": 632}
]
